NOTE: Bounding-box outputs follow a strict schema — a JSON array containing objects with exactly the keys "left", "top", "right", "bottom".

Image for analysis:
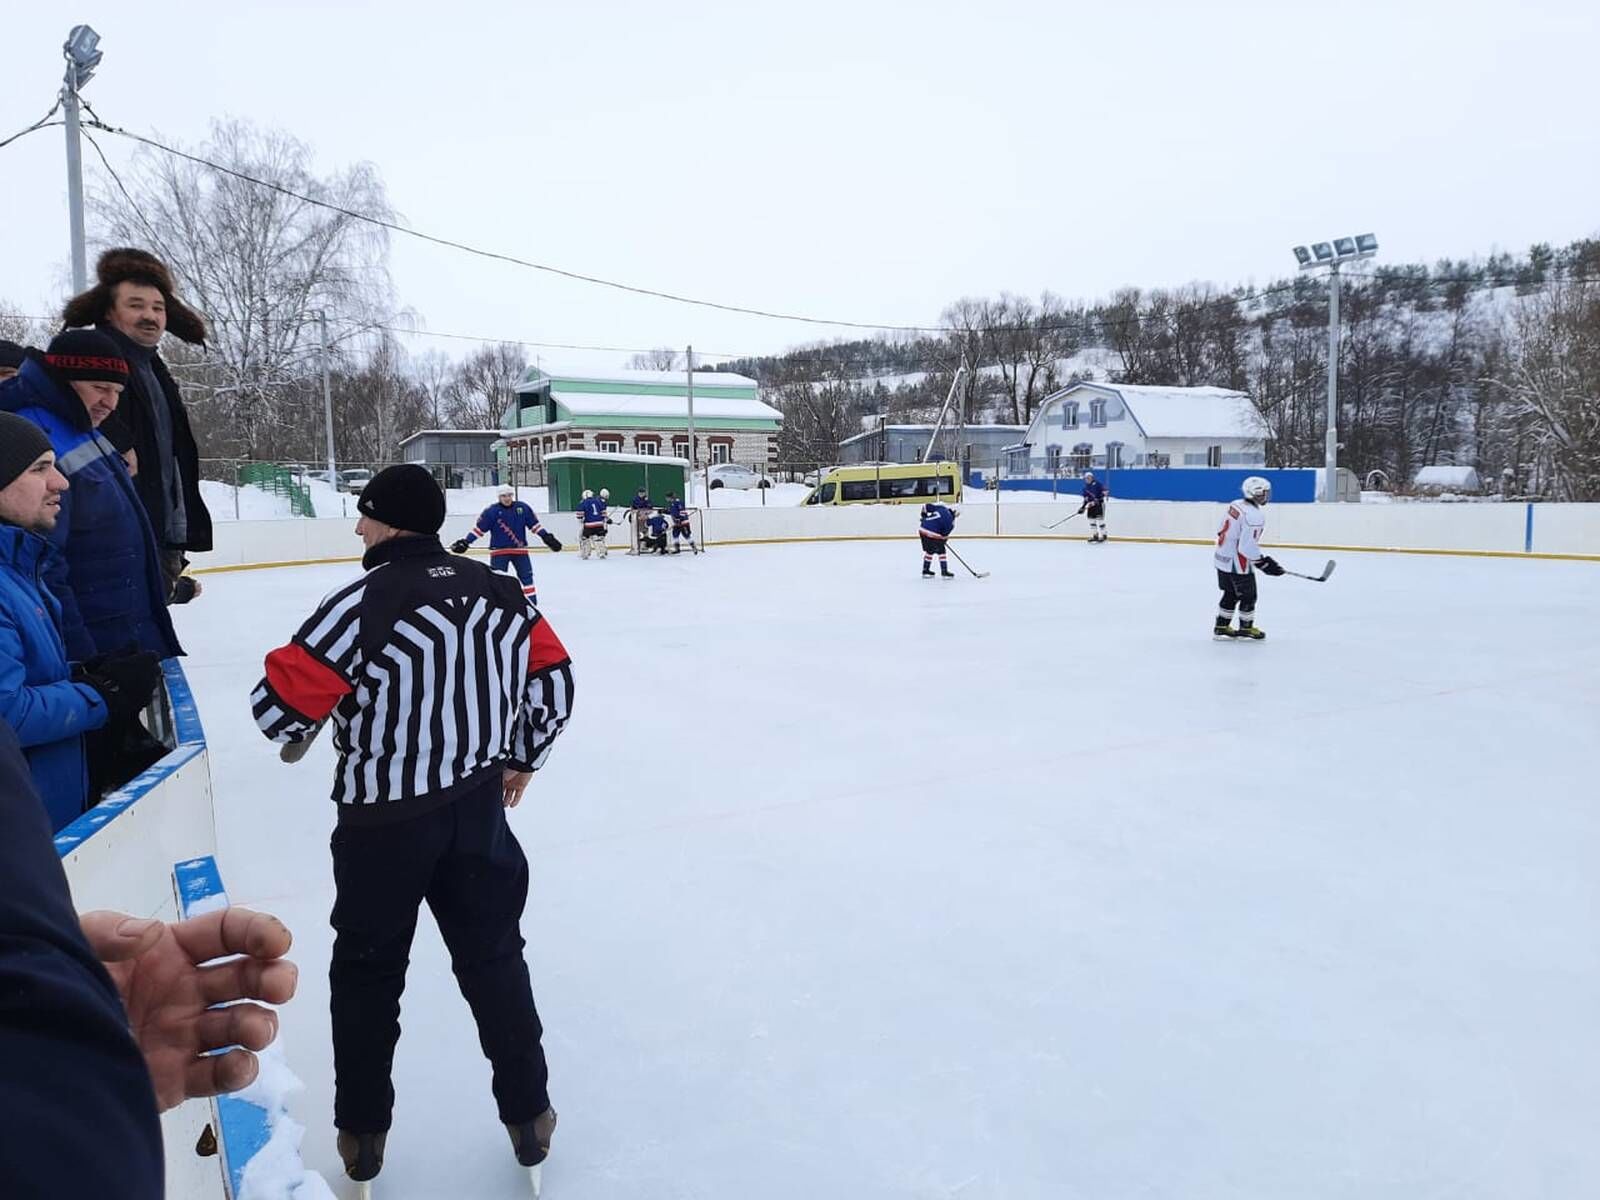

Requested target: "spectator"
[
  {"left": 0, "top": 331, "right": 180, "bottom": 664},
  {"left": 0, "top": 718, "right": 299, "bottom": 1197},
  {"left": 61, "top": 248, "right": 213, "bottom": 600},
  {"left": 0, "top": 339, "right": 25, "bottom": 382},
  {"left": 0, "top": 412, "right": 161, "bottom": 830}
]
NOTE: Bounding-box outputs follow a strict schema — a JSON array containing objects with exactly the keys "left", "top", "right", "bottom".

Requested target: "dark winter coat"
[
  {"left": 0, "top": 356, "right": 182, "bottom": 662},
  {"left": 0, "top": 719, "right": 164, "bottom": 1198},
  {"left": 95, "top": 324, "right": 213, "bottom": 554},
  {"left": 0, "top": 525, "right": 108, "bottom": 830}
]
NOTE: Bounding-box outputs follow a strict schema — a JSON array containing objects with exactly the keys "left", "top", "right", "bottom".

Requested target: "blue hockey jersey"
[
  {"left": 463, "top": 500, "right": 544, "bottom": 551},
  {"left": 577, "top": 496, "right": 608, "bottom": 527},
  {"left": 646, "top": 513, "right": 669, "bottom": 537},
  {"left": 919, "top": 503, "right": 956, "bottom": 538},
  {"left": 630, "top": 491, "right": 653, "bottom": 510},
  {"left": 668, "top": 498, "right": 691, "bottom": 525},
  {"left": 1082, "top": 479, "right": 1107, "bottom": 505}
]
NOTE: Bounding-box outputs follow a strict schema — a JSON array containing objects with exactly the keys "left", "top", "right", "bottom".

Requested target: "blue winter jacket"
[
  {"left": 0, "top": 525, "right": 108, "bottom": 830},
  {"left": 0, "top": 357, "right": 181, "bottom": 663},
  {"left": 919, "top": 503, "right": 956, "bottom": 538}
]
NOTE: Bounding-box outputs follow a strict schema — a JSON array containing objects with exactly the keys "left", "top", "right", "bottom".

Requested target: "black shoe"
[
  {"left": 506, "top": 1108, "right": 558, "bottom": 1167},
  {"left": 337, "top": 1131, "right": 387, "bottom": 1182}
]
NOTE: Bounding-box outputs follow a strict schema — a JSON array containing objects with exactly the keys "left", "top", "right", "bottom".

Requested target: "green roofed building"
[{"left": 497, "top": 364, "right": 781, "bottom": 485}]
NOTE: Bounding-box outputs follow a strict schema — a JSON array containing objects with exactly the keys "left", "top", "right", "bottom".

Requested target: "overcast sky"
[{"left": 3, "top": 0, "right": 1597, "bottom": 371}]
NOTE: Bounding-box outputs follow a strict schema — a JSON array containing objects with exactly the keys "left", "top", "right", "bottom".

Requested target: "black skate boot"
[
  {"left": 922, "top": 562, "right": 934, "bottom": 578},
  {"left": 337, "top": 1130, "right": 387, "bottom": 1184},
  {"left": 940, "top": 563, "right": 955, "bottom": 578},
  {"left": 1235, "top": 621, "right": 1266, "bottom": 641},
  {"left": 1213, "top": 616, "right": 1235, "bottom": 640},
  {"left": 506, "top": 1107, "right": 558, "bottom": 1167}
]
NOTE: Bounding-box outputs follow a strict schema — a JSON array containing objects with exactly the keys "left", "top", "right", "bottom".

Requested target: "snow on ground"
[{"left": 173, "top": 541, "right": 1600, "bottom": 1199}]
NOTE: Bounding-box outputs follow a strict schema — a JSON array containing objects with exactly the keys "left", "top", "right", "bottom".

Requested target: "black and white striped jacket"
[{"left": 251, "top": 535, "right": 574, "bottom": 824}]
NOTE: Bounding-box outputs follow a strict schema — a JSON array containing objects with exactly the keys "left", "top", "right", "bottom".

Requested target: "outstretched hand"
[
  {"left": 503, "top": 767, "right": 533, "bottom": 808},
  {"left": 79, "top": 908, "right": 298, "bottom": 1112}
]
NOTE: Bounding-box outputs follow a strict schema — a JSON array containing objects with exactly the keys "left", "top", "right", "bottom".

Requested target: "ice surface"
[{"left": 175, "top": 539, "right": 1600, "bottom": 1199}]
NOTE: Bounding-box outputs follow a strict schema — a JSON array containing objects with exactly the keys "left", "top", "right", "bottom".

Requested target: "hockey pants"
[
  {"left": 1216, "top": 568, "right": 1258, "bottom": 618},
  {"left": 329, "top": 776, "right": 550, "bottom": 1133},
  {"left": 494, "top": 551, "right": 535, "bottom": 597}
]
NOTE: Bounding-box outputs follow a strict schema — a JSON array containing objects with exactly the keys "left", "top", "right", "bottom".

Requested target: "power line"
[{"left": 0, "top": 101, "right": 61, "bottom": 150}]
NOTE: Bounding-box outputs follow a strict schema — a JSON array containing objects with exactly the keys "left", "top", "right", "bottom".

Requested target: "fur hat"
[{"left": 61, "top": 247, "right": 208, "bottom": 345}]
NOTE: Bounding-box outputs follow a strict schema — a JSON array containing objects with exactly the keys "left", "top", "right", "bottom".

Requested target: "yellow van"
[{"left": 803, "top": 461, "right": 962, "bottom": 505}]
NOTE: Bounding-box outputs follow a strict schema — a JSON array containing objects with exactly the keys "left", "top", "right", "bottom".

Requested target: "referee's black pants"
[{"left": 329, "top": 773, "right": 549, "bottom": 1134}]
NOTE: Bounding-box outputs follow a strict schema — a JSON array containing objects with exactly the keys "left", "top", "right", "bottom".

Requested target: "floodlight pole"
[
  {"left": 61, "top": 63, "right": 89, "bottom": 293},
  {"left": 319, "top": 310, "right": 338, "bottom": 479},
  {"left": 1324, "top": 261, "right": 1340, "bottom": 503},
  {"left": 685, "top": 344, "right": 696, "bottom": 477}
]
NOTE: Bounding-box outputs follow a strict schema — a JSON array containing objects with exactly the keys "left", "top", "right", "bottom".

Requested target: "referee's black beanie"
[{"left": 356, "top": 464, "right": 445, "bottom": 535}]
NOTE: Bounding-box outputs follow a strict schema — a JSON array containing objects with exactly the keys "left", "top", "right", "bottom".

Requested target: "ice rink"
[{"left": 178, "top": 535, "right": 1600, "bottom": 1199}]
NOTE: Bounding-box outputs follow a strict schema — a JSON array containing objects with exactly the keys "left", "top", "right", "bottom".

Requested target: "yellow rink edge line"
[{"left": 191, "top": 535, "right": 1599, "bottom": 574}]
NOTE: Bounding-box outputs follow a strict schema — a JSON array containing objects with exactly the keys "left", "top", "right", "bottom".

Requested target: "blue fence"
[{"left": 967, "top": 467, "right": 1320, "bottom": 503}]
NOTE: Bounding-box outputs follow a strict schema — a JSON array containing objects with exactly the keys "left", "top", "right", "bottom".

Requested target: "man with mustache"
[{"left": 62, "top": 248, "right": 213, "bottom": 605}]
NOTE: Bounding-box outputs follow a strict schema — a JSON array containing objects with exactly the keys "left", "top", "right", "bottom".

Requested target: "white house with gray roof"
[{"left": 1008, "top": 382, "right": 1267, "bottom": 474}]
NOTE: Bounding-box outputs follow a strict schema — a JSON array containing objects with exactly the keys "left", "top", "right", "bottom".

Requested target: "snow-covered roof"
[
  {"left": 544, "top": 451, "right": 691, "bottom": 468},
  {"left": 553, "top": 391, "right": 782, "bottom": 421},
  {"left": 1052, "top": 383, "right": 1264, "bottom": 440},
  {"left": 1414, "top": 465, "right": 1482, "bottom": 489},
  {"left": 398, "top": 428, "right": 501, "bottom": 445},
  {"left": 524, "top": 364, "right": 759, "bottom": 390}
]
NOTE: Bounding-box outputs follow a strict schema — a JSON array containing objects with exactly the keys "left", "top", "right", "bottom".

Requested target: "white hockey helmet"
[
  {"left": 1084, "top": 470, "right": 1095, "bottom": 481},
  {"left": 1241, "top": 476, "right": 1271, "bottom": 503},
  {"left": 599, "top": 487, "right": 610, "bottom": 500},
  {"left": 497, "top": 483, "right": 515, "bottom": 498},
  {"left": 582, "top": 488, "right": 594, "bottom": 500}
]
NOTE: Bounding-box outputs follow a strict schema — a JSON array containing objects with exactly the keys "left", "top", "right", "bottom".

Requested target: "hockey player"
[
  {"left": 1080, "top": 471, "right": 1109, "bottom": 543},
  {"left": 666, "top": 491, "right": 699, "bottom": 554},
  {"left": 251, "top": 465, "right": 572, "bottom": 1193},
  {"left": 450, "top": 484, "right": 561, "bottom": 601},
  {"left": 642, "top": 509, "right": 670, "bottom": 555},
  {"left": 626, "top": 487, "right": 652, "bottom": 554},
  {"left": 576, "top": 488, "right": 610, "bottom": 560},
  {"left": 1213, "top": 475, "right": 1285, "bottom": 640},
  {"left": 918, "top": 501, "right": 957, "bottom": 578}
]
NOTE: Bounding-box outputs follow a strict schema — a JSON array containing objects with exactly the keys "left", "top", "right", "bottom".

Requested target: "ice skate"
[
  {"left": 337, "top": 1130, "right": 386, "bottom": 1197},
  {"left": 922, "top": 563, "right": 934, "bottom": 578},
  {"left": 940, "top": 563, "right": 955, "bottom": 579},
  {"left": 1235, "top": 622, "right": 1266, "bottom": 640},
  {"left": 507, "top": 1107, "right": 558, "bottom": 1197},
  {"left": 1213, "top": 617, "right": 1235, "bottom": 640}
]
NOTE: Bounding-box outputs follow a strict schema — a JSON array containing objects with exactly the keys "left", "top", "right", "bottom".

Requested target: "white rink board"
[{"left": 191, "top": 502, "right": 1600, "bottom": 572}]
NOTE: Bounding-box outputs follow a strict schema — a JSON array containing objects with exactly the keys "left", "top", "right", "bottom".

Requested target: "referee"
[{"left": 251, "top": 464, "right": 574, "bottom": 1186}]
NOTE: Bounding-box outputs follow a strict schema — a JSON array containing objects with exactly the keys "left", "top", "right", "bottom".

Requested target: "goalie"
[
  {"left": 450, "top": 483, "right": 561, "bottom": 600},
  {"left": 642, "top": 509, "right": 671, "bottom": 556}
]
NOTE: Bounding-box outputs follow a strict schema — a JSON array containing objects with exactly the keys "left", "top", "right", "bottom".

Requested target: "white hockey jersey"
[{"left": 1214, "top": 500, "right": 1266, "bottom": 574}]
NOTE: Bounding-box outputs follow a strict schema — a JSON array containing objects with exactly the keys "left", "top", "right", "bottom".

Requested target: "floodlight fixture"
[
  {"left": 1293, "top": 245, "right": 1313, "bottom": 268},
  {"left": 1355, "top": 233, "right": 1378, "bottom": 255},
  {"left": 1333, "top": 237, "right": 1357, "bottom": 258},
  {"left": 63, "top": 24, "right": 102, "bottom": 90},
  {"left": 1312, "top": 242, "right": 1335, "bottom": 264}
]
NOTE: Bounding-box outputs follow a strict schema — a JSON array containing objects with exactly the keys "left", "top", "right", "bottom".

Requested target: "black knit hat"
[
  {"left": 0, "top": 340, "right": 25, "bottom": 370},
  {"left": 44, "top": 329, "right": 129, "bottom": 385},
  {"left": 356, "top": 464, "right": 445, "bottom": 534},
  {"left": 0, "top": 412, "right": 55, "bottom": 492}
]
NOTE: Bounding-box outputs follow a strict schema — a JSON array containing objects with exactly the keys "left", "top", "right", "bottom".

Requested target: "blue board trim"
[
  {"left": 54, "top": 659, "right": 205, "bottom": 859},
  {"left": 1525, "top": 502, "right": 1534, "bottom": 553},
  {"left": 173, "top": 855, "right": 273, "bottom": 1199}
]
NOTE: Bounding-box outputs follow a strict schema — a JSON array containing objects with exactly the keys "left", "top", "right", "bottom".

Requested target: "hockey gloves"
[
  {"left": 75, "top": 648, "right": 162, "bottom": 721},
  {"left": 1256, "top": 555, "right": 1286, "bottom": 576},
  {"left": 538, "top": 530, "right": 563, "bottom": 552},
  {"left": 450, "top": 539, "right": 470, "bottom": 554},
  {"left": 171, "top": 575, "right": 202, "bottom": 604}
]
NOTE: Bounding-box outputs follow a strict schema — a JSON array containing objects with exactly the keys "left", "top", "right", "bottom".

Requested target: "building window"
[
  {"left": 597, "top": 436, "right": 621, "bottom": 454},
  {"left": 1061, "top": 402, "right": 1079, "bottom": 430},
  {"left": 556, "top": 434, "right": 568, "bottom": 451},
  {"left": 1089, "top": 399, "right": 1107, "bottom": 428},
  {"left": 710, "top": 443, "right": 731, "bottom": 464},
  {"left": 1072, "top": 443, "right": 1092, "bottom": 472},
  {"left": 636, "top": 442, "right": 659, "bottom": 456},
  {"left": 1045, "top": 445, "right": 1062, "bottom": 472},
  {"left": 1207, "top": 444, "right": 1223, "bottom": 467},
  {"left": 1106, "top": 442, "right": 1124, "bottom": 469}
]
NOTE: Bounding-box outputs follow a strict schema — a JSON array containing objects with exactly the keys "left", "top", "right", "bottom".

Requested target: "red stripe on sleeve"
[
  {"left": 527, "top": 616, "right": 570, "bottom": 673},
  {"left": 264, "top": 642, "right": 354, "bottom": 721}
]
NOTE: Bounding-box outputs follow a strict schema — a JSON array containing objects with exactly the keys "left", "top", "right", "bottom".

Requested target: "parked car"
[
  {"left": 303, "top": 469, "right": 339, "bottom": 488},
  {"left": 338, "top": 468, "right": 375, "bottom": 493},
  {"left": 706, "top": 463, "right": 772, "bottom": 490}
]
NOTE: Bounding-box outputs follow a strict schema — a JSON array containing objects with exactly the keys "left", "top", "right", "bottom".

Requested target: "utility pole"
[
  {"left": 1324, "top": 262, "right": 1341, "bottom": 503},
  {"left": 60, "top": 26, "right": 103, "bottom": 293},
  {"left": 685, "top": 344, "right": 696, "bottom": 484},
  {"left": 319, "top": 311, "right": 337, "bottom": 481}
]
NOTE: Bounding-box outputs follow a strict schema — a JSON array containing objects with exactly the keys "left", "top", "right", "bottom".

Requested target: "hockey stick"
[
  {"left": 1282, "top": 559, "right": 1337, "bottom": 583},
  {"left": 1040, "top": 510, "right": 1083, "bottom": 531},
  {"left": 945, "top": 544, "right": 988, "bottom": 579}
]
